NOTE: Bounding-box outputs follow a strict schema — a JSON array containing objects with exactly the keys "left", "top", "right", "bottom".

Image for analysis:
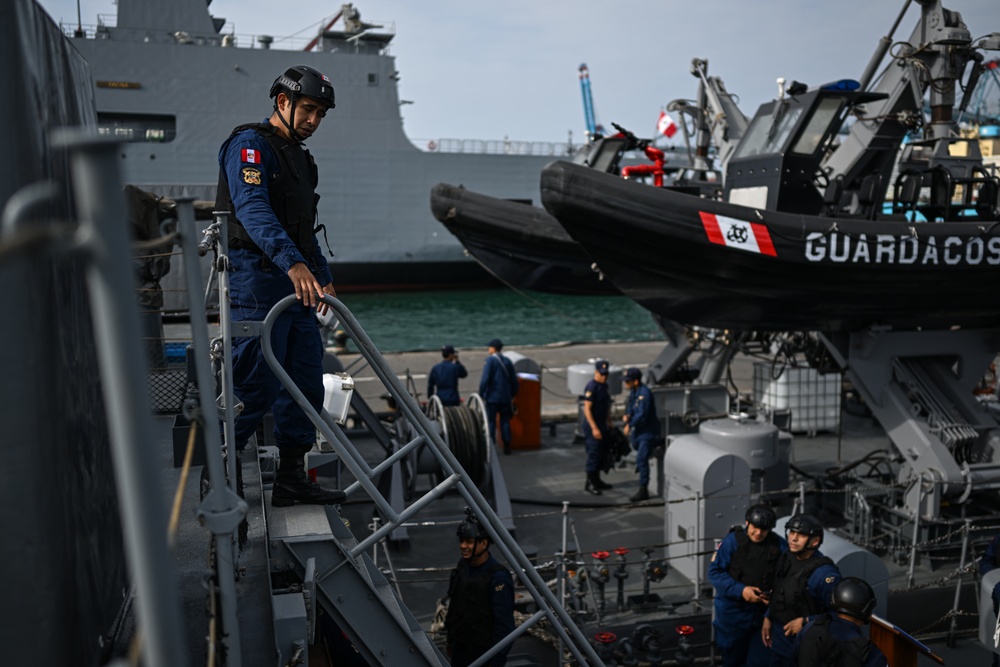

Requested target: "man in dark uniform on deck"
[
  {"left": 709, "top": 504, "right": 787, "bottom": 667},
  {"left": 763, "top": 514, "right": 841, "bottom": 667},
  {"left": 622, "top": 367, "right": 660, "bottom": 502},
  {"left": 445, "top": 510, "right": 516, "bottom": 667},
  {"left": 479, "top": 339, "right": 518, "bottom": 455},
  {"left": 216, "top": 64, "right": 344, "bottom": 507},
  {"left": 794, "top": 577, "right": 888, "bottom": 667},
  {"left": 428, "top": 344, "right": 467, "bottom": 406},
  {"left": 582, "top": 359, "right": 613, "bottom": 495}
]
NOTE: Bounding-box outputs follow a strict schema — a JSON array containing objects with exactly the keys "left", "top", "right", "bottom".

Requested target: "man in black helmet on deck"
[
  {"left": 708, "top": 504, "right": 787, "bottom": 667},
  {"left": 794, "top": 577, "right": 888, "bottom": 667},
  {"left": 763, "top": 514, "right": 841, "bottom": 667},
  {"left": 444, "top": 509, "right": 516, "bottom": 667},
  {"left": 216, "top": 65, "right": 344, "bottom": 507}
]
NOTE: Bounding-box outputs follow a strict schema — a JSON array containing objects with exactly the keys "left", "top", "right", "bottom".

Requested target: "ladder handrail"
[{"left": 259, "top": 294, "right": 607, "bottom": 667}]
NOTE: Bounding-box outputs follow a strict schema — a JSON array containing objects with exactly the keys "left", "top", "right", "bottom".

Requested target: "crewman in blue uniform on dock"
[
  {"left": 216, "top": 65, "right": 345, "bottom": 507},
  {"left": 582, "top": 359, "right": 613, "bottom": 495},
  {"left": 428, "top": 344, "right": 467, "bottom": 406},
  {"left": 479, "top": 339, "right": 518, "bottom": 455},
  {"left": 709, "top": 504, "right": 787, "bottom": 667},
  {"left": 794, "top": 577, "right": 888, "bottom": 667},
  {"left": 622, "top": 367, "right": 660, "bottom": 502},
  {"left": 763, "top": 514, "right": 841, "bottom": 667},
  {"left": 445, "top": 510, "right": 516, "bottom": 667}
]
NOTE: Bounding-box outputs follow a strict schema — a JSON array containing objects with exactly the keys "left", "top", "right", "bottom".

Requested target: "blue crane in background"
[{"left": 578, "top": 63, "right": 604, "bottom": 139}]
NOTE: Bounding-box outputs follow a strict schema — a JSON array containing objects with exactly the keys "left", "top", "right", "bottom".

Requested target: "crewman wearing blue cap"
[
  {"left": 582, "top": 359, "right": 613, "bottom": 494},
  {"left": 428, "top": 344, "right": 467, "bottom": 406},
  {"left": 622, "top": 367, "right": 660, "bottom": 502},
  {"left": 479, "top": 339, "right": 519, "bottom": 455}
]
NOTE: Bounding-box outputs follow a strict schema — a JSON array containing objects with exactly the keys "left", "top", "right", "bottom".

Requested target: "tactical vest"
[
  {"left": 445, "top": 558, "right": 507, "bottom": 650},
  {"left": 728, "top": 528, "right": 782, "bottom": 590},
  {"left": 216, "top": 122, "right": 320, "bottom": 264},
  {"left": 796, "top": 614, "right": 871, "bottom": 667},
  {"left": 769, "top": 551, "right": 834, "bottom": 625}
]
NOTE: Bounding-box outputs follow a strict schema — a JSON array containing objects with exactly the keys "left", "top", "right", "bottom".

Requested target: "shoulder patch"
[
  {"left": 638, "top": 395, "right": 645, "bottom": 401},
  {"left": 585, "top": 391, "right": 592, "bottom": 397},
  {"left": 825, "top": 576, "right": 835, "bottom": 584},
  {"left": 494, "top": 583, "right": 505, "bottom": 592},
  {"left": 242, "top": 166, "right": 262, "bottom": 185},
  {"left": 710, "top": 552, "right": 716, "bottom": 562}
]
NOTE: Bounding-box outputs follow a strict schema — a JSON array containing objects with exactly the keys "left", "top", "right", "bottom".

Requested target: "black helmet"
[
  {"left": 270, "top": 65, "right": 336, "bottom": 109},
  {"left": 745, "top": 504, "right": 776, "bottom": 530},
  {"left": 456, "top": 508, "right": 489, "bottom": 542},
  {"left": 831, "top": 577, "right": 877, "bottom": 622},
  {"left": 785, "top": 513, "right": 824, "bottom": 546}
]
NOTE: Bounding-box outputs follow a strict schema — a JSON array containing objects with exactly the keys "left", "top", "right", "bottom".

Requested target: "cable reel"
[{"left": 421, "top": 395, "right": 489, "bottom": 487}]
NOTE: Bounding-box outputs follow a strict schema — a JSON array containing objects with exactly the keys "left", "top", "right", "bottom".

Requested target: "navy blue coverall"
[
  {"left": 428, "top": 358, "right": 468, "bottom": 406},
  {"left": 479, "top": 353, "right": 518, "bottom": 450},
  {"left": 766, "top": 551, "right": 840, "bottom": 667},
  {"left": 446, "top": 555, "right": 516, "bottom": 667},
  {"left": 624, "top": 382, "right": 660, "bottom": 487},
  {"left": 794, "top": 614, "right": 889, "bottom": 667},
  {"left": 219, "top": 120, "right": 333, "bottom": 452},
  {"left": 709, "top": 530, "right": 788, "bottom": 667},
  {"left": 582, "top": 378, "right": 611, "bottom": 474}
]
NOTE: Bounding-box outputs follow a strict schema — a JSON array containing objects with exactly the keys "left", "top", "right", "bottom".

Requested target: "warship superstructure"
[{"left": 59, "top": 0, "right": 572, "bottom": 292}]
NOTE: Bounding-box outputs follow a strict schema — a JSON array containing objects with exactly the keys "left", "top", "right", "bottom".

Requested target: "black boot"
[
  {"left": 595, "top": 475, "right": 613, "bottom": 490},
  {"left": 629, "top": 486, "right": 650, "bottom": 502},
  {"left": 272, "top": 447, "right": 346, "bottom": 507},
  {"left": 584, "top": 473, "right": 602, "bottom": 496}
]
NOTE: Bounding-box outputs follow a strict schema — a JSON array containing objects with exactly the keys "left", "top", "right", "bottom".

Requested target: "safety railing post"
[{"left": 55, "top": 131, "right": 189, "bottom": 667}]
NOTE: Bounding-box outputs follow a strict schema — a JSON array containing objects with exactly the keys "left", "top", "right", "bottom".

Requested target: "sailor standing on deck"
[
  {"left": 762, "top": 514, "right": 841, "bottom": 667},
  {"left": 479, "top": 339, "right": 518, "bottom": 455},
  {"left": 582, "top": 360, "right": 613, "bottom": 495},
  {"left": 428, "top": 344, "right": 467, "bottom": 406},
  {"left": 709, "top": 505, "right": 787, "bottom": 667},
  {"left": 979, "top": 531, "right": 1000, "bottom": 667},
  {"left": 215, "top": 65, "right": 345, "bottom": 507},
  {"left": 794, "top": 577, "right": 888, "bottom": 667},
  {"left": 622, "top": 367, "right": 660, "bottom": 502},
  {"left": 445, "top": 510, "right": 516, "bottom": 667}
]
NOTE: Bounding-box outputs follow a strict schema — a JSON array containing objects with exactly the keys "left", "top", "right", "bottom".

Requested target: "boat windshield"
[
  {"left": 732, "top": 102, "right": 805, "bottom": 159},
  {"left": 791, "top": 96, "right": 845, "bottom": 155}
]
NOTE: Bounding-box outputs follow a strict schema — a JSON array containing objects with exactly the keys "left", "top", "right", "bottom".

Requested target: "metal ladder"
[{"left": 259, "top": 293, "right": 608, "bottom": 666}]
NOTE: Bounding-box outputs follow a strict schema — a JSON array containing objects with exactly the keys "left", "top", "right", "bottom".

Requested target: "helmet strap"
[{"left": 274, "top": 93, "right": 304, "bottom": 143}]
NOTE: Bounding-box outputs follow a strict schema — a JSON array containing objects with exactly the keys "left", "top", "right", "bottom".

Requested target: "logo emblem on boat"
[
  {"left": 699, "top": 211, "right": 777, "bottom": 257},
  {"left": 242, "top": 167, "right": 262, "bottom": 185},
  {"left": 726, "top": 225, "right": 749, "bottom": 244}
]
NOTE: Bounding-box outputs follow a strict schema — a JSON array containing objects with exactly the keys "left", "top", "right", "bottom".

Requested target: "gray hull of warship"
[{"left": 62, "top": 0, "right": 573, "bottom": 294}]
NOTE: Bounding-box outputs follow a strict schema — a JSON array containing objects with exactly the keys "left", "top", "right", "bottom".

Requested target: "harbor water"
[{"left": 330, "top": 288, "right": 665, "bottom": 353}]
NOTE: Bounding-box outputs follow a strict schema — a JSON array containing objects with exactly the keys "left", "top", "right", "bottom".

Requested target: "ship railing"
[
  {"left": 416, "top": 137, "right": 581, "bottom": 157},
  {"left": 57, "top": 19, "right": 394, "bottom": 51},
  {"left": 255, "top": 291, "right": 610, "bottom": 666}
]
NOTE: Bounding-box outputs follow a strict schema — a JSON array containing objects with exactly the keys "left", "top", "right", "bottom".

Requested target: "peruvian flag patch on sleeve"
[
  {"left": 699, "top": 211, "right": 777, "bottom": 256},
  {"left": 241, "top": 148, "right": 261, "bottom": 164}
]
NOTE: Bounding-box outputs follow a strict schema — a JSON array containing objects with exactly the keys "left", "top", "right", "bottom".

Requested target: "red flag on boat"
[{"left": 657, "top": 111, "right": 677, "bottom": 138}]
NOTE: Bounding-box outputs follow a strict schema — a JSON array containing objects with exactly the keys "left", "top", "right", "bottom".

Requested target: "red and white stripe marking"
[{"left": 699, "top": 211, "right": 776, "bottom": 256}]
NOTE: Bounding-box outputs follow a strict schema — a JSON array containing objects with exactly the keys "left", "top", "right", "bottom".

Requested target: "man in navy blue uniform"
[
  {"left": 763, "top": 514, "right": 841, "bottom": 667},
  {"left": 216, "top": 65, "right": 344, "bottom": 507},
  {"left": 622, "top": 367, "right": 660, "bottom": 502},
  {"left": 709, "top": 505, "right": 787, "bottom": 667},
  {"left": 582, "top": 360, "right": 612, "bottom": 495},
  {"left": 479, "top": 339, "right": 518, "bottom": 455},
  {"left": 445, "top": 510, "right": 516, "bottom": 667},
  {"left": 794, "top": 577, "right": 888, "bottom": 667},
  {"left": 980, "top": 532, "right": 1000, "bottom": 667},
  {"left": 428, "top": 344, "right": 467, "bottom": 406}
]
